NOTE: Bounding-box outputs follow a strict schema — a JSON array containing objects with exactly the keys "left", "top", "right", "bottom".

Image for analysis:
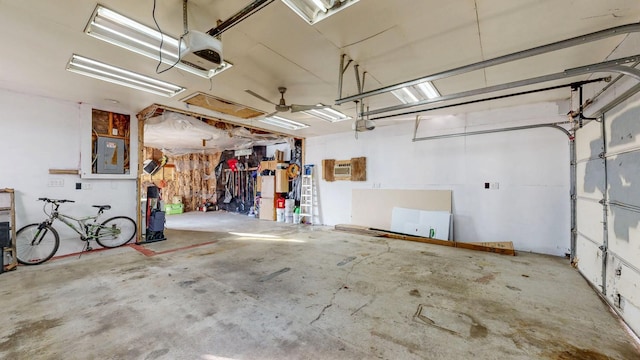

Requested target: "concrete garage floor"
[{"left": 1, "top": 212, "right": 639, "bottom": 359}]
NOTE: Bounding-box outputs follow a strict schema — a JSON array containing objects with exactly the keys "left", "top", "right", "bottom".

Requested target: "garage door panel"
[
  {"left": 607, "top": 205, "right": 640, "bottom": 265},
  {"left": 576, "top": 199, "right": 604, "bottom": 244},
  {"left": 576, "top": 160, "right": 605, "bottom": 200},
  {"left": 605, "top": 254, "right": 640, "bottom": 335},
  {"left": 602, "top": 92, "right": 640, "bottom": 335},
  {"left": 576, "top": 118, "right": 603, "bottom": 162},
  {"left": 605, "top": 97, "right": 640, "bottom": 155},
  {"left": 606, "top": 152, "right": 640, "bottom": 208},
  {"left": 576, "top": 236, "right": 603, "bottom": 289}
]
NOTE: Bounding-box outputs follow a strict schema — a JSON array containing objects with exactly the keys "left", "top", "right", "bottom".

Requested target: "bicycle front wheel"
[
  {"left": 95, "top": 216, "right": 137, "bottom": 248},
  {"left": 16, "top": 223, "right": 60, "bottom": 265}
]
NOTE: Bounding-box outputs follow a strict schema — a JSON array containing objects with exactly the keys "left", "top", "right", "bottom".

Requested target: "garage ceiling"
[{"left": 1, "top": 0, "right": 639, "bottom": 138}]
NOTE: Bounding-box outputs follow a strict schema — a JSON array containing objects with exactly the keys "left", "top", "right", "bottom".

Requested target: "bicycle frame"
[{"left": 42, "top": 202, "right": 106, "bottom": 241}]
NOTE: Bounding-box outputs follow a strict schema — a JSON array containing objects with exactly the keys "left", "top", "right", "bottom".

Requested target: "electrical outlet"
[
  {"left": 47, "top": 179, "right": 64, "bottom": 187},
  {"left": 491, "top": 182, "right": 500, "bottom": 190},
  {"left": 83, "top": 183, "right": 92, "bottom": 190}
]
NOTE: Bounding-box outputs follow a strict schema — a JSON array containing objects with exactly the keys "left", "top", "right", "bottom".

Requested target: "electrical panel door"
[{"left": 97, "top": 136, "right": 124, "bottom": 174}]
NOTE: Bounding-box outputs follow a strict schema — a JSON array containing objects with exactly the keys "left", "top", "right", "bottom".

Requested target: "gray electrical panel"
[{"left": 96, "top": 136, "right": 125, "bottom": 174}]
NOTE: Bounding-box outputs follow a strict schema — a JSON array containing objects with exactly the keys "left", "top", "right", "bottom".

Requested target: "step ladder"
[{"left": 299, "top": 165, "right": 314, "bottom": 224}]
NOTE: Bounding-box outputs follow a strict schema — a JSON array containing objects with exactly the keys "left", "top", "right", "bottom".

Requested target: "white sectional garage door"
[{"left": 576, "top": 93, "right": 640, "bottom": 335}]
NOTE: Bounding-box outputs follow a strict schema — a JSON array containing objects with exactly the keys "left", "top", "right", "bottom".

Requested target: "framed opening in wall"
[
  {"left": 91, "top": 109, "right": 130, "bottom": 174},
  {"left": 80, "top": 104, "right": 138, "bottom": 179}
]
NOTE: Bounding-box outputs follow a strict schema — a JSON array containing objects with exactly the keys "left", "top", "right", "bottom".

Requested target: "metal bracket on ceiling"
[
  {"left": 335, "top": 22, "right": 640, "bottom": 106},
  {"left": 337, "top": 54, "right": 353, "bottom": 100},
  {"left": 206, "top": 0, "right": 276, "bottom": 38},
  {"left": 338, "top": 54, "right": 370, "bottom": 118},
  {"left": 363, "top": 55, "right": 640, "bottom": 118}
]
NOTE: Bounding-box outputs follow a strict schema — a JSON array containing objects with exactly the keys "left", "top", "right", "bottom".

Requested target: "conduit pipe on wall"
[
  {"left": 413, "top": 121, "right": 577, "bottom": 261},
  {"left": 336, "top": 22, "right": 640, "bottom": 105},
  {"left": 412, "top": 122, "right": 571, "bottom": 142}
]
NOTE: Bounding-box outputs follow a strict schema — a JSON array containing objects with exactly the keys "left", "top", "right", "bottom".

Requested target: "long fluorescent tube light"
[
  {"left": 281, "top": 0, "right": 360, "bottom": 24},
  {"left": 260, "top": 115, "right": 309, "bottom": 130},
  {"left": 303, "top": 106, "right": 351, "bottom": 122},
  {"left": 66, "top": 54, "right": 186, "bottom": 97},
  {"left": 84, "top": 5, "right": 232, "bottom": 79},
  {"left": 392, "top": 81, "right": 440, "bottom": 104}
]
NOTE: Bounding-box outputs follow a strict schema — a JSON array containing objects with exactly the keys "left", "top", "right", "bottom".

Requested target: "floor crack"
[{"left": 310, "top": 240, "right": 391, "bottom": 325}]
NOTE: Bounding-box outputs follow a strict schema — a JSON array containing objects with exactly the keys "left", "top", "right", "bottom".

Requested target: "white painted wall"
[
  {"left": 305, "top": 101, "right": 571, "bottom": 256},
  {"left": 0, "top": 88, "right": 138, "bottom": 256}
]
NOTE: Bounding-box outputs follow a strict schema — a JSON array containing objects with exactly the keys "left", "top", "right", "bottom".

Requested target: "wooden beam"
[
  {"left": 334, "top": 224, "right": 515, "bottom": 256},
  {"left": 48, "top": 169, "right": 79, "bottom": 175}
]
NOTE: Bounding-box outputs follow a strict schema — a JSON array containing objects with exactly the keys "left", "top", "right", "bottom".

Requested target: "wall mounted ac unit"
[
  {"left": 333, "top": 161, "right": 352, "bottom": 180},
  {"left": 180, "top": 30, "right": 223, "bottom": 71}
]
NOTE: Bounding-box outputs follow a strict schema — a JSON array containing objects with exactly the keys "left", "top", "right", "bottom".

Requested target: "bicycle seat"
[{"left": 92, "top": 205, "right": 111, "bottom": 211}]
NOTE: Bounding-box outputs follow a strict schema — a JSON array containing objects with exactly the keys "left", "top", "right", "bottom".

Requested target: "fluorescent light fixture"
[
  {"left": 66, "top": 54, "right": 186, "bottom": 97},
  {"left": 303, "top": 106, "right": 351, "bottom": 122},
  {"left": 392, "top": 81, "right": 440, "bottom": 104},
  {"left": 416, "top": 81, "right": 440, "bottom": 99},
  {"left": 260, "top": 115, "right": 309, "bottom": 130},
  {"left": 84, "top": 5, "right": 232, "bottom": 79},
  {"left": 281, "top": 0, "right": 360, "bottom": 24}
]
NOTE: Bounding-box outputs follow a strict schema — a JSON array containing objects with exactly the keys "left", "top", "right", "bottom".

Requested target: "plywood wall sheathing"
[
  {"left": 182, "top": 92, "right": 266, "bottom": 119},
  {"left": 322, "top": 159, "right": 335, "bottom": 182},
  {"left": 350, "top": 157, "right": 366, "bottom": 181},
  {"left": 141, "top": 147, "right": 221, "bottom": 212}
]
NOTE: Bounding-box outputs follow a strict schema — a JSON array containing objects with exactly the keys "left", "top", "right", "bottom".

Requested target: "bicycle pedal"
[{"left": 86, "top": 246, "right": 93, "bottom": 251}]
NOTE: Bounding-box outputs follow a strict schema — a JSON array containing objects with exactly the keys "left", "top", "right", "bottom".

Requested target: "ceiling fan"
[{"left": 245, "top": 87, "right": 330, "bottom": 114}]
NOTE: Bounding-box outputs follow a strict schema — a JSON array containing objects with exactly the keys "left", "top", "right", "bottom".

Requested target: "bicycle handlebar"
[{"left": 38, "top": 197, "right": 75, "bottom": 204}]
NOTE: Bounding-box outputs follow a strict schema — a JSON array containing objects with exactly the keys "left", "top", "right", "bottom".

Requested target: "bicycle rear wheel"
[
  {"left": 95, "top": 216, "right": 136, "bottom": 248},
  {"left": 16, "top": 223, "right": 60, "bottom": 265}
]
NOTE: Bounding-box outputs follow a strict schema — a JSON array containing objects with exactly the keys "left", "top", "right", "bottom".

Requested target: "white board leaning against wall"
[{"left": 351, "top": 189, "right": 452, "bottom": 231}]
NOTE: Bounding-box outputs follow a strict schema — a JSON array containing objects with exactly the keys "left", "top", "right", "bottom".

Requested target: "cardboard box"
[
  {"left": 275, "top": 169, "right": 289, "bottom": 193},
  {"left": 261, "top": 175, "right": 275, "bottom": 198},
  {"left": 259, "top": 198, "right": 276, "bottom": 220},
  {"left": 275, "top": 150, "right": 284, "bottom": 162},
  {"left": 260, "top": 160, "right": 277, "bottom": 171}
]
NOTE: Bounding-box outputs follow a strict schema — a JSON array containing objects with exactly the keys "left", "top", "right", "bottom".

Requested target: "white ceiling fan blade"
[
  {"left": 245, "top": 89, "right": 277, "bottom": 105},
  {"left": 290, "top": 104, "right": 330, "bottom": 113}
]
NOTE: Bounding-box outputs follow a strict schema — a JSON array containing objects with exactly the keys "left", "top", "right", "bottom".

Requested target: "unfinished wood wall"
[{"left": 141, "top": 147, "right": 221, "bottom": 211}]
